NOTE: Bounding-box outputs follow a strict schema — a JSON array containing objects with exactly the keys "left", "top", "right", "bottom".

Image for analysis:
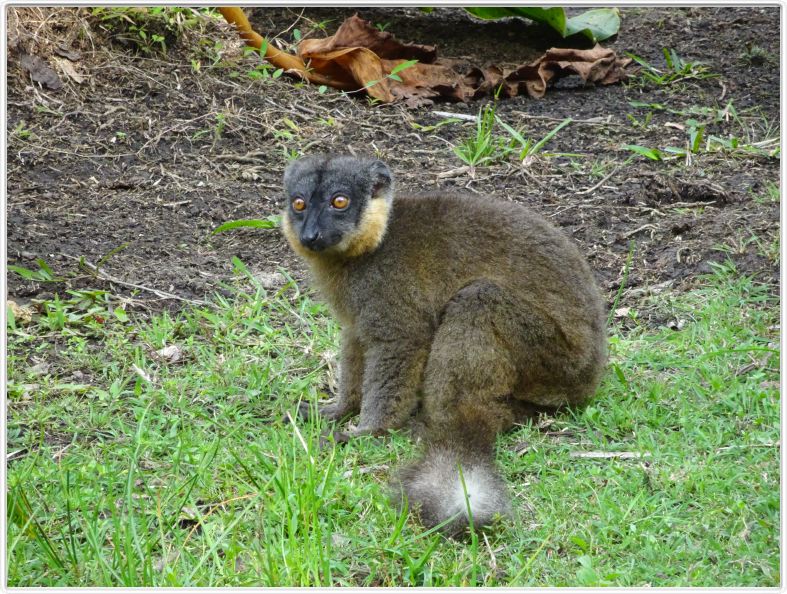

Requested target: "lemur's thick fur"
[{"left": 281, "top": 155, "right": 607, "bottom": 535}]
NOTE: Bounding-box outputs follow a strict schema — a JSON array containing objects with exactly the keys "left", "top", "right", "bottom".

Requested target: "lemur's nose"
[{"left": 300, "top": 229, "right": 326, "bottom": 250}]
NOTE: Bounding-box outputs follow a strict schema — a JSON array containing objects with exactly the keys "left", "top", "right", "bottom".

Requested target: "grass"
[
  {"left": 621, "top": 101, "right": 781, "bottom": 164},
  {"left": 625, "top": 47, "right": 719, "bottom": 88},
  {"left": 6, "top": 261, "right": 780, "bottom": 586},
  {"left": 452, "top": 104, "right": 508, "bottom": 168},
  {"left": 91, "top": 7, "right": 220, "bottom": 55},
  {"left": 453, "top": 104, "right": 572, "bottom": 168}
]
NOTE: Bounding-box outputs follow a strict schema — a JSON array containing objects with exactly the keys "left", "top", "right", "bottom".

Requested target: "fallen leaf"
[
  {"left": 667, "top": 318, "right": 686, "bottom": 331},
  {"left": 53, "top": 56, "right": 85, "bottom": 84},
  {"left": 504, "top": 45, "right": 632, "bottom": 98},
  {"left": 132, "top": 363, "right": 153, "bottom": 383},
  {"left": 253, "top": 270, "right": 286, "bottom": 289},
  {"left": 614, "top": 306, "right": 631, "bottom": 318},
  {"left": 29, "top": 361, "right": 50, "bottom": 376},
  {"left": 510, "top": 440, "right": 530, "bottom": 456},
  {"left": 19, "top": 51, "right": 62, "bottom": 90},
  {"left": 299, "top": 14, "right": 436, "bottom": 62},
  {"left": 7, "top": 300, "right": 34, "bottom": 325},
  {"left": 55, "top": 45, "right": 81, "bottom": 61},
  {"left": 155, "top": 345, "right": 182, "bottom": 363},
  {"left": 297, "top": 15, "right": 631, "bottom": 107}
]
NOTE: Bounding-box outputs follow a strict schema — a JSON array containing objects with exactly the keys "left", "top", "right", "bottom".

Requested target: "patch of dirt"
[{"left": 6, "top": 7, "right": 780, "bottom": 324}]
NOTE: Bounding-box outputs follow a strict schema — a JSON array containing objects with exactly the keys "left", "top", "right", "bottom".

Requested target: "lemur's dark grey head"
[{"left": 282, "top": 155, "right": 394, "bottom": 257}]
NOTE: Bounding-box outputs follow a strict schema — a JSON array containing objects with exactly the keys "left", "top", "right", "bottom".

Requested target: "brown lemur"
[{"left": 281, "top": 154, "right": 607, "bottom": 536}]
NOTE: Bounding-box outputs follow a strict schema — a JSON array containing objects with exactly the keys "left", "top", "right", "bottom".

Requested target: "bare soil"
[{"left": 6, "top": 7, "right": 780, "bottom": 324}]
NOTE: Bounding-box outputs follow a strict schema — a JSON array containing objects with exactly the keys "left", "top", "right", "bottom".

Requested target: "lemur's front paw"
[
  {"left": 291, "top": 400, "right": 356, "bottom": 425},
  {"left": 318, "top": 402, "right": 353, "bottom": 422},
  {"left": 349, "top": 424, "right": 388, "bottom": 438}
]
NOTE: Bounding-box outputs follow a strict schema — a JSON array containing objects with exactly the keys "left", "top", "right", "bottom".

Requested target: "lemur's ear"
[{"left": 368, "top": 160, "right": 393, "bottom": 197}]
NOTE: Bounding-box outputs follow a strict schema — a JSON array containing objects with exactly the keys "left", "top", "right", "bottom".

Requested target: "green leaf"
[
  {"left": 7, "top": 305, "right": 16, "bottom": 330},
  {"left": 528, "top": 117, "right": 572, "bottom": 155},
  {"left": 8, "top": 260, "right": 58, "bottom": 282},
  {"left": 611, "top": 363, "right": 629, "bottom": 389},
  {"left": 231, "top": 256, "right": 251, "bottom": 278},
  {"left": 212, "top": 217, "right": 280, "bottom": 235},
  {"left": 35, "top": 258, "right": 54, "bottom": 276},
  {"left": 113, "top": 307, "right": 129, "bottom": 323},
  {"left": 464, "top": 7, "right": 567, "bottom": 37},
  {"left": 7, "top": 265, "right": 39, "bottom": 280},
  {"left": 663, "top": 146, "right": 688, "bottom": 156},
  {"left": 570, "top": 535, "right": 590, "bottom": 552},
  {"left": 389, "top": 59, "right": 418, "bottom": 76},
  {"left": 464, "top": 7, "right": 621, "bottom": 41},
  {"left": 622, "top": 144, "right": 663, "bottom": 161},
  {"left": 565, "top": 8, "right": 621, "bottom": 43}
]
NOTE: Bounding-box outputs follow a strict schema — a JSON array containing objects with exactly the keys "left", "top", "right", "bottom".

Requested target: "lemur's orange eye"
[
  {"left": 292, "top": 197, "right": 306, "bottom": 212},
  {"left": 331, "top": 195, "right": 350, "bottom": 210}
]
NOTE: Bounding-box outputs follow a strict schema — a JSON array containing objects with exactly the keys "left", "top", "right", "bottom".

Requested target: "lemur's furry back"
[{"left": 281, "top": 155, "right": 607, "bottom": 535}]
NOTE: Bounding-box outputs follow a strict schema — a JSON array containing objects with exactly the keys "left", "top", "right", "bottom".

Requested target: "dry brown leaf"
[
  {"left": 300, "top": 15, "right": 436, "bottom": 63},
  {"left": 8, "top": 299, "right": 34, "bottom": 325},
  {"left": 301, "top": 45, "right": 394, "bottom": 102},
  {"left": 155, "top": 344, "right": 183, "bottom": 363},
  {"left": 505, "top": 45, "right": 632, "bottom": 98},
  {"left": 53, "top": 56, "right": 84, "bottom": 84},
  {"left": 297, "top": 16, "right": 631, "bottom": 107}
]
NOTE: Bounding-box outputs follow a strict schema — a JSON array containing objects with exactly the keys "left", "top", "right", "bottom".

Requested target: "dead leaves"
[
  {"left": 296, "top": 15, "right": 632, "bottom": 108},
  {"left": 15, "top": 43, "right": 85, "bottom": 89},
  {"left": 496, "top": 45, "right": 631, "bottom": 99},
  {"left": 18, "top": 51, "right": 62, "bottom": 90}
]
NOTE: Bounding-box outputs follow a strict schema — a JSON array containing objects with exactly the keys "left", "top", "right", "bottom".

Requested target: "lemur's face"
[{"left": 282, "top": 156, "right": 393, "bottom": 257}]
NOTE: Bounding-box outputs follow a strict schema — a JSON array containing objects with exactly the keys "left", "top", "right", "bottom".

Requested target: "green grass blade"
[{"left": 212, "top": 217, "right": 280, "bottom": 235}]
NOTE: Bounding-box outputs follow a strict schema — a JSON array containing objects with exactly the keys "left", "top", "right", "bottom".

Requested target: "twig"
[
  {"left": 287, "top": 411, "right": 315, "bottom": 465},
  {"left": 570, "top": 451, "right": 651, "bottom": 459},
  {"left": 432, "top": 111, "right": 478, "bottom": 122},
  {"left": 620, "top": 223, "right": 658, "bottom": 240},
  {"left": 483, "top": 532, "right": 498, "bottom": 573},
  {"left": 513, "top": 111, "right": 624, "bottom": 127},
  {"left": 573, "top": 166, "right": 622, "bottom": 196},
  {"left": 717, "top": 442, "right": 779, "bottom": 452},
  {"left": 214, "top": 151, "right": 267, "bottom": 164},
  {"left": 437, "top": 165, "right": 471, "bottom": 179},
  {"left": 7, "top": 449, "right": 27, "bottom": 462},
  {"left": 76, "top": 258, "right": 208, "bottom": 305}
]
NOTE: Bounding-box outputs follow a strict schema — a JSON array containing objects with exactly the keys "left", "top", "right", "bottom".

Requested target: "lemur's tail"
[{"left": 393, "top": 406, "right": 511, "bottom": 537}]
